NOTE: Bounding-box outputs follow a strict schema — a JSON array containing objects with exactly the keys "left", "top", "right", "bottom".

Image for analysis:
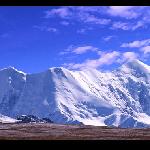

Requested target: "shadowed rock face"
[
  {"left": 0, "top": 60, "right": 150, "bottom": 127},
  {"left": 0, "top": 68, "right": 26, "bottom": 116},
  {"left": 16, "top": 115, "right": 53, "bottom": 123}
]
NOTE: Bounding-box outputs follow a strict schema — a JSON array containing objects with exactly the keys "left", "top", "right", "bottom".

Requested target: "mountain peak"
[
  {"left": 119, "top": 59, "right": 150, "bottom": 75},
  {"left": 48, "top": 67, "right": 71, "bottom": 74},
  {"left": 0, "top": 66, "right": 26, "bottom": 75},
  {"left": 125, "top": 59, "right": 145, "bottom": 66},
  {"left": 49, "top": 67, "right": 66, "bottom": 70},
  {"left": 125, "top": 59, "right": 150, "bottom": 69},
  {"left": 4, "top": 66, "right": 16, "bottom": 70}
]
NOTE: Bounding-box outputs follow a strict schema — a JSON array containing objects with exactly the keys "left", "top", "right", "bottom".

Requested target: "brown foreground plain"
[{"left": 0, "top": 123, "right": 150, "bottom": 140}]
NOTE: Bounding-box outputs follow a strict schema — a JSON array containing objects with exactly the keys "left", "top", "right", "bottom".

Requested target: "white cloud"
[
  {"left": 121, "top": 39, "right": 150, "bottom": 58},
  {"left": 123, "top": 51, "right": 138, "bottom": 59},
  {"left": 80, "top": 14, "right": 111, "bottom": 25},
  {"left": 141, "top": 46, "right": 150, "bottom": 54},
  {"left": 74, "top": 6, "right": 103, "bottom": 13},
  {"left": 60, "top": 21, "right": 69, "bottom": 26},
  {"left": 44, "top": 6, "right": 150, "bottom": 31},
  {"left": 63, "top": 51, "right": 120, "bottom": 70},
  {"left": 73, "top": 46, "right": 98, "bottom": 54},
  {"left": 59, "top": 45, "right": 73, "bottom": 55},
  {"left": 77, "top": 27, "right": 93, "bottom": 34},
  {"left": 47, "top": 27, "right": 58, "bottom": 32},
  {"left": 96, "top": 51, "right": 120, "bottom": 66},
  {"left": 107, "top": 6, "right": 142, "bottom": 19},
  {"left": 108, "top": 6, "right": 148, "bottom": 31},
  {"left": 117, "top": 51, "right": 139, "bottom": 63},
  {"left": 121, "top": 39, "right": 150, "bottom": 48},
  {"left": 77, "top": 28, "right": 86, "bottom": 34},
  {"left": 131, "top": 21, "right": 145, "bottom": 30},
  {"left": 45, "top": 7, "right": 111, "bottom": 26},
  {"left": 112, "top": 22, "right": 130, "bottom": 30},
  {"left": 59, "top": 51, "right": 69, "bottom": 55},
  {"left": 111, "top": 21, "right": 145, "bottom": 31},
  {"left": 143, "top": 11, "right": 150, "bottom": 23},
  {"left": 103, "top": 35, "right": 115, "bottom": 41},
  {"left": 59, "top": 45, "right": 100, "bottom": 55},
  {"left": 45, "top": 7, "right": 71, "bottom": 18},
  {"left": 123, "top": 51, "right": 138, "bottom": 61},
  {"left": 33, "top": 25, "right": 58, "bottom": 33}
]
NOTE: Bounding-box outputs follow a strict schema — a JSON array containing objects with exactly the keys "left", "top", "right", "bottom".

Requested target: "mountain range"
[{"left": 0, "top": 59, "right": 150, "bottom": 128}]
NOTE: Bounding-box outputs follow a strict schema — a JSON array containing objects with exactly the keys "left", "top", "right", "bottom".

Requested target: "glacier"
[{"left": 0, "top": 59, "right": 150, "bottom": 127}]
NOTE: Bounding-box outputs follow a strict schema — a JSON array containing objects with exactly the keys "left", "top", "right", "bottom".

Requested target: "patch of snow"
[
  {"left": 0, "top": 114, "right": 18, "bottom": 123},
  {"left": 43, "top": 99, "right": 49, "bottom": 106}
]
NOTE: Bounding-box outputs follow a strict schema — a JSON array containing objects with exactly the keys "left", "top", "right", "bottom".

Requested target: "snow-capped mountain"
[{"left": 0, "top": 59, "right": 150, "bottom": 128}]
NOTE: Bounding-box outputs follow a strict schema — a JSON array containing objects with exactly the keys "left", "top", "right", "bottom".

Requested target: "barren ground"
[{"left": 0, "top": 123, "right": 150, "bottom": 140}]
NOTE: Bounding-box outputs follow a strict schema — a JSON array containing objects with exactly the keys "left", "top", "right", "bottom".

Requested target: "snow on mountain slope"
[
  {"left": 0, "top": 59, "right": 150, "bottom": 127},
  {"left": 0, "top": 114, "right": 18, "bottom": 123},
  {"left": 0, "top": 67, "right": 26, "bottom": 116}
]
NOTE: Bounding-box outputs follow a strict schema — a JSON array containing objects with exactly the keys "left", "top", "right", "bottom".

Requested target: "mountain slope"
[
  {"left": 0, "top": 114, "right": 17, "bottom": 123},
  {"left": 0, "top": 60, "right": 150, "bottom": 127}
]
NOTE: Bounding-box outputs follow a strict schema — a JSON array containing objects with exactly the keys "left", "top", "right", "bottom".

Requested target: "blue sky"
[{"left": 0, "top": 6, "right": 150, "bottom": 73}]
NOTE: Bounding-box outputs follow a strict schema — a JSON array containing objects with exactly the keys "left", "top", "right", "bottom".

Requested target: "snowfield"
[
  {"left": 0, "top": 114, "right": 17, "bottom": 123},
  {"left": 0, "top": 59, "right": 150, "bottom": 127}
]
